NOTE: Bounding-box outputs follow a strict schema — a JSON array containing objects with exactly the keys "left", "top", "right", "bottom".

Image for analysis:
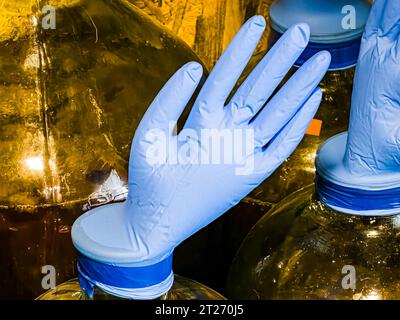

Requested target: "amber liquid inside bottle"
[{"left": 0, "top": 0, "right": 203, "bottom": 299}]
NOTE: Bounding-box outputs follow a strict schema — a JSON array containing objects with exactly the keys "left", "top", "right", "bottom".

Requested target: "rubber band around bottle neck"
[
  {"left": 77, "top": 254, "right": 173, "bottom": 299},
  {"left": 269, "top": 29, "right": 361, "bottom": 71},
  {"left": 316, "top": 174, "right": 400, "bottom": 216}
]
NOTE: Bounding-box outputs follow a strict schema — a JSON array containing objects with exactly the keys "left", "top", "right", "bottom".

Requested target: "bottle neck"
[
  {"left": 77, "top": 254, "right": 174, "bottom": 300},
  {"left": 312, "top": 191, "right": 400, "bottom": 228},
  {"left": 316, "top": 173, "right": 400, "bottom": 217}
]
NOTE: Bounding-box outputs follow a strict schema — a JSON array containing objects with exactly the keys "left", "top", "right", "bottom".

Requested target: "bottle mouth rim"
[
  {"left": 316, "top": 174, "right": 400, "bottom": 216},
  {"left": 316, "top": 132, "right": 400, "bottom": 191}
]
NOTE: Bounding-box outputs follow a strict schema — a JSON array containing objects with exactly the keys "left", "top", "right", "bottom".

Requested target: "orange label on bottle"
[{"left": 306, "top": 119, "right": 323, "bottom": 136}]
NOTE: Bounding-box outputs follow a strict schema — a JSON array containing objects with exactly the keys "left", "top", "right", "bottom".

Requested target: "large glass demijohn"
[
  {"left": 228, "top": 133, "right": 400, "bottom": 299},
  {"left": 246, "top": 0, "right": 371, "bottom": 204},
  {"left": 0, "top": 0, "right": 203, "bottom": 299}
]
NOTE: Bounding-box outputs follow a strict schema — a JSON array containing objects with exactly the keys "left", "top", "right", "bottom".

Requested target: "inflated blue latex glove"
[
  {"left": 72, "top": 16, "right": 331, "bottom": 299},
  {"left": 316, "top": 0, "right": 400, "bottom": 216},
  {"left": 344, "top": 0, "right": 400, "bottom": 178}
]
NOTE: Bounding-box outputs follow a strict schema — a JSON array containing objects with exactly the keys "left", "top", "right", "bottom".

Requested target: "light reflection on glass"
[
  {"left": 24, "top": 157, "right": 44, "bottom": 172},
  {"left": 366, "top": 230, "right": 380, "bottom": 238},
  {"left": 363, "top": 289, "right": 381, "bottom": 300}
]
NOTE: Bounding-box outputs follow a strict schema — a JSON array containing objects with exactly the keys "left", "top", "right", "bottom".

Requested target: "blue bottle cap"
[
  {"left": 269, "top": 0, "right": 371, "bottom": 70},
  {"left": 270, "top": 0, "right": 370, "bottom": 43}
]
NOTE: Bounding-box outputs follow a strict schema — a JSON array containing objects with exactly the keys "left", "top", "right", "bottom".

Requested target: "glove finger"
[
  {"left": 256, "top": 87, "right": 322, "bottom": 178},
  {"left": 137, "top": 62, "right": 203, "bottom": 137},
  {"left": 191, "top": 16, "right": 265, "bottom": 119},
  {"left": 364, "top": 0, "right": 385, "bottom": 38},
  {"left": 379, "top": 0, "right": 400, "bottom": 39},
  {"left": 229, "top": 23, "right": 310, "bottom": 125},
  {"left": 251, "top": 51, "right": 330, "bottom": 148},
  {"left": 364, "top": 0, "right": 400, "bottom": 40}
]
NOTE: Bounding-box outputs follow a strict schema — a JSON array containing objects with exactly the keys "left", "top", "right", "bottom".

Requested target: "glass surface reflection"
[{"left": 228, "top": 185, "right": 400, "bottom": 300}]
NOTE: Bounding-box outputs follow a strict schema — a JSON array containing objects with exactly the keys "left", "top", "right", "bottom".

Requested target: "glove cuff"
[
  {"left": 316, "top": 133, "right": 400, "bottom": 216},
  {"left": 77, "top": 254, "right": 174, "bottom": 300}
]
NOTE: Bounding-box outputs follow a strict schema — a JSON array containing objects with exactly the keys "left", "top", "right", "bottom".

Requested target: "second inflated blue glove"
[
  {"left": 72, "top": 16, "right": 331, "bottom": 299},
  {"left": 345, "top": 0, "right": 400, "bottom": 179},
  {"left": 316, "top": 0, "right": 400, "bottom": 216}
]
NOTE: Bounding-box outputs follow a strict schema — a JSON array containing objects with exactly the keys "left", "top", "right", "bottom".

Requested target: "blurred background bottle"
[
  {"left": 129, "top": 0, "right": 273, "bottom": 69},
  {"left": 0, "top": 0, "right": 204, "bottom": 299}
]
